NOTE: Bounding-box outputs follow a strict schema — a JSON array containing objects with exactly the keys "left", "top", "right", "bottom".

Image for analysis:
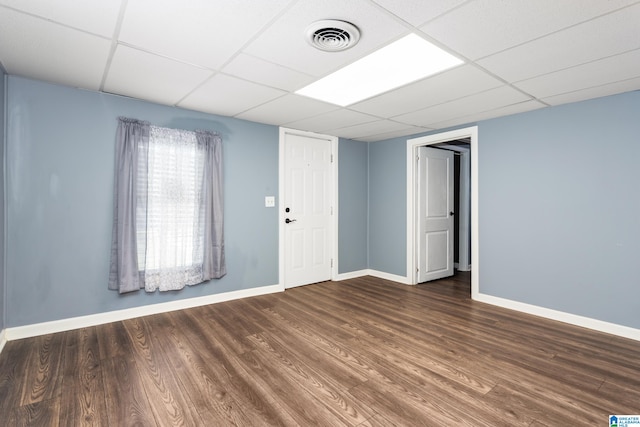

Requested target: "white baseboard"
[
  {"left": 366, "top": 269, "right": 411, "bottom": 285},
  {"left": 334, "top": 270, "right": 369, "bottom": 281},
  {"left": 332, "top": 272, "right": 639, "bottom": 341},
  {"left": 455, "top": 263, "right": 471, "bottom": 272},
  {"left": 5, "top": 279, "right": 636, "bottom": 352},
  {"left": 0, "top": 328, "right": 6, "bottom": 355},
  {"left": 5, "top": 284, "right": 283, "bottom": 341},
  {"left": 333, "top": 269, "right": 409, "bottom": 285},
  {"left": 334, "top": 269, "right": 410, "bottom": 284},
  {"left": 475, "top": 292, "right": 640, "bottom": 341}
]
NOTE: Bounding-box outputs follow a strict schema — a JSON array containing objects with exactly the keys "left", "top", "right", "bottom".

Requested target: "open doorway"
[
  {"left": 416, "top": 145, "right": 455, "bottom": 283},
  {"left": 432, "top": 139, "right": 471, "bottom": 272},
  {"left": 406, "top": 126, "right": 479, "bottom": 298}
]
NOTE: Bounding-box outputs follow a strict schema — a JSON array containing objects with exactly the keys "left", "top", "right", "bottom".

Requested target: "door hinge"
[
  {"left": 331, "top": 154, "right": 334, "bottom": 163},
  {"left": 330, "top": 206, "right": 333, "bottom": 215},
  {"left": 331, "top": 258, "right": 334, "bottom": 268}
]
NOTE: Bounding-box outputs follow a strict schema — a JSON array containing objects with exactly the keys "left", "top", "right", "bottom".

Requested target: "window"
[
  {"left": 109, "top": 118, "right": 225, "bottom": 294},
  {"left": 138, "top": 126, "right": 206, "bottom": 291}
]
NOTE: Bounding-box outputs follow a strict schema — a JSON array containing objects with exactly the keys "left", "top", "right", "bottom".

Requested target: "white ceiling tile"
[
  {"left": 422, "top": 0, "right": 639, "bottom": 60},
  {"left": 429, "top": 100, "right": 547, "bottom": 129},
  {"left": 243, "top": 0, "right": 408, "bottom": 76},
  {"left": 222, "top": 54, "right": 315, "bottom": 91},
  {"left": 0, "top": 8, "right": 110, "bottom": 90},
  {"left": 394, "top": 86, "right": 532, "bottom": 127},
  {"left": 369, "top": 0, "right": 467, "bottom": 26},
  {"left": 358, "top": 126, "right": 434, "bottom": 142},
  {"left": 103, "top": 45, "right": 213, "bottom": 106},
  {"left": 236, "top": 94, "right": 339, "bottom": 126},
  {"left": 0, "top": 1, "right": 121, "bottom": 37},
  {"left": 179, "top": 74, "right": 286, "bottom": 117},
  {"left": 514, "top": 49, "right": 640, "bottom": 99},
  {"left": 285, "top": 109, "right": 378, "bottom": 133},
  {"left": 350, "top": 64, "right": 503, "bottom": 117},
  {"left": 119, "top": 0, "right": 292, "bottom": 70},
  {"left": 541, "top": 77, "right": 640, "bottom": 106},
  {"left": 3, "top": 1, "right": 639, "bottom": 138},
  {"left": 478, "top": 4, "right": 640, "bottom": 82},
  {"left": 327, "top": 119, "right": 413, "bottom": 140}
]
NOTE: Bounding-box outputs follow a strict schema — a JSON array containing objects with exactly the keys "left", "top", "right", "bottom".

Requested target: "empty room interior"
[{"left": 0, "top": 1, "right": 639, "bottom": 425}]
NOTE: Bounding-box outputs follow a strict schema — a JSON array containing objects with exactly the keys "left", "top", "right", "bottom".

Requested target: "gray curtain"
[
  {"left": 108, "top": 117, "right": 149, "bottom": 293},
  {"left": 109, "top": 118, "right": 225, "bottom": 293},
  {"left": 198, "top": 130, "right": 226, "bottom": 280}
]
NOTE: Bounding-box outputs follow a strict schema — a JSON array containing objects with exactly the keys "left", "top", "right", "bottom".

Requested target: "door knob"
[
  {"left": 450, "top": 211, "right": 455, "bottom": 216},
  {"left": 285, "top": 218, "right": 296, "bottom": 224}
]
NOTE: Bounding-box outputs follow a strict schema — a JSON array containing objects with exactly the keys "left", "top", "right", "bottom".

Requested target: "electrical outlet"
[{"left": 265, "top": 196, "right": 275, "bottom": 207}]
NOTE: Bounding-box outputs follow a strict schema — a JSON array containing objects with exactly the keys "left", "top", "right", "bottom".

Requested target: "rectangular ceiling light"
[{"left": 296, "top": 34, "right": 463, "bottom": 107}]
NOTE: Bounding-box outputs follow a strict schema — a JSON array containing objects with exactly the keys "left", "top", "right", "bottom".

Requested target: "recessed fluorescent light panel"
[{"left": 296, "top": 34, "right": 463, "bottom": 106}]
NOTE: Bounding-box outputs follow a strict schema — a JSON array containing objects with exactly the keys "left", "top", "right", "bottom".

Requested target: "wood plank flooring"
[{"left": 1, "top": 272, "right": 639, "bottom": 426}]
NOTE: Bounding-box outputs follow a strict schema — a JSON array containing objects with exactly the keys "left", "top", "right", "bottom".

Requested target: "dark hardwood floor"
[{"left": 1, "top": 272, "right": 639, "bottom": 426}]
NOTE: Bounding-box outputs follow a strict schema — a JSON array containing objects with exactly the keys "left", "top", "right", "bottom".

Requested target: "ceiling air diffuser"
[{"left": 305, "top": 20, "right": 360, "bottom": 52}]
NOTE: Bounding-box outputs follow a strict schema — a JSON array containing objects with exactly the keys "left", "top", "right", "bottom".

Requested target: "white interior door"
[
  {"left": 282, "top": 130, "right": 334, "bottom": 289},
  {"left": 418, "top": 146, "right": 454, "bottom": 283}
]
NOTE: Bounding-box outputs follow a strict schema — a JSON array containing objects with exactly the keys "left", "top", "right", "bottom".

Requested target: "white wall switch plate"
[{"left": 265, "top": 196, "right": 275, "bottom": 207}]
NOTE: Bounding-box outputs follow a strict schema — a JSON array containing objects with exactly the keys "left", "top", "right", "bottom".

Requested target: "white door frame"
[
  {"left": 278, "top": 127, "right": 339, "bottom": 289},
  {"left": 406, "top": 126, "right": 479, "bottom": 298}
]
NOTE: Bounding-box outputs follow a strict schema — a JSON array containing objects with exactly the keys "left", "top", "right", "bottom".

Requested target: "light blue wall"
[
  {"left": 5, "top": 76, "right": 280, "bottom": 327},
  {"left": 4, "top": 76, "right": 372, "bottom": 328},
  {"left": 0, "top": 69, "right": 5, "bottom": 333},
  {"left": 367, "top": 90, "right": 640, "bottom": 329},
  {"left": 6, "top": 72, "right": 639, "bottom": 332},
  {"left": 479, "top": 91, "right": 640, "bottom": 329},
  {"left": 338, "top": 138, "right": 368, "bottom": 273},
  {"left": 368, "top": 137, "right": 407, "bottom": 276}
]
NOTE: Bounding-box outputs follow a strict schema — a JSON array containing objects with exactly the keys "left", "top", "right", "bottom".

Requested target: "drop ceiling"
[{"left": 1, "top": 0, "right": 639, "bottom": 142}]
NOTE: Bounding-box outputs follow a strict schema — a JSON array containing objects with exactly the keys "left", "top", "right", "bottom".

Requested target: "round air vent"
[{"left": 305, "top": 20, "right": 360, "bottom": 52}]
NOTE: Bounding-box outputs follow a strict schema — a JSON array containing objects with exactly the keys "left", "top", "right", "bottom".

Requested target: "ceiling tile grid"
[
  {"left": 284, "top": 109, "right": 379, "bottom": 134},
  {"left": 242, "top": 0, "right": 409, "bottom": 77},
  {"left": 354, "top": 125, "right": 434, "bottom": 143},
  {"left": 349, "top": 64, "right": 504, "bottom": 118},
  {"left": 0, "top": 0, "right": 122, "bottom": 37},
  {"left": 221, "top": 53, "right": 315, "bottom": 92},
  {"left": 428, "top": 100, "right": 547, "bottom": 130},
  {"left": 393, "top": 86, "right": 533, "bottom": 128},
  {"left": 178, "top": 74, "right": 287, "bottom": 117},
  {"left": 118, "top": 0, "right": 294, "bottom": 70},
  {"left": 420, "top": 0, "right": 640, "bottom": 60},
  {"left": 235, "top": 94, "right": 339, "bottom": 126},
  {"left": 476, "top": 3, "right": 640, "bottom": 83},
  {"left": 325, "top": 119, "right": 420, "bottom": 140},
  {"left": 2, "top": 0, "right": 640, "bottom": 141},
  {"left": 369, "top": 0, "right": 468, "bottom": 27},
  {"left": 0, "top": 7, "right": 111, "bottom": 91},
  {"left": 541, "top": 76, "right": 640, "bottom": 106},
  {"left": 103, "top": 45, "right": 214, "bottom": 106},
  {"left": 514, "top": 48, "right": 640, "bottom": 99}
]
